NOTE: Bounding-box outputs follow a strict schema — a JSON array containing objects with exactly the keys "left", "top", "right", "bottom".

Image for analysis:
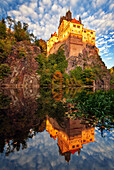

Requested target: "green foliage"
[
  {"left": 0, "top": 92, "right": 11, "bottom": 109},
  {"left": 67, "top": 89, "right": 114, "bottom": 130},
  {"left": 91, "top": 65, "right": 105, "bottom": 80},
  {"left": 35, "top": 47, "right": 68, "bottom": 87},
  {"left": 48, "top": 47, "right": 68, "bottom": 74},
  {"left": 70, "top": 66, "right": 82, "bottom": 80},
  {"left": 0, "top": 19, "right": 7, "bottom": 39},
  {"left": 0, "top": 39, "right": 12, "bottom": 64},
  {"left": 81, "top": 69, "right": 94, "bottom": 85},
  {"left": 63, "top": 73, "right": 70, "bottom": 85},
  {"left": 14, "top": 21, "right": 30, "bottom": 41},
  {"left": 18, "top": 47, "right": 26, "bottom": 59},
  {"left": 0, "top": 64, "right": 11, "bottom": 79}
]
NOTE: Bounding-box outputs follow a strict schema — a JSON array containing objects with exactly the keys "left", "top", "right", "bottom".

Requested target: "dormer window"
[
  {"left": 77, "top": 26, "right": 80, "bottom": 28},
  {"left": 73, "top": 25, "right": 76, "bottom": 27}
]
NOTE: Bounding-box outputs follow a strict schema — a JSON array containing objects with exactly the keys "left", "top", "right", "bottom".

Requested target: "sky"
[{"left": 0, "top": 0, "right": 114, "bottom": 68}]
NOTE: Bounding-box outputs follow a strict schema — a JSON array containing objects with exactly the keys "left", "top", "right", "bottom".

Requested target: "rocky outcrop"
[
  {"left": 66, "top": 43, "right": 111, "bottom": 88},
  {"left": 0, "top": 41, "right": 41, "bottom": 87}
]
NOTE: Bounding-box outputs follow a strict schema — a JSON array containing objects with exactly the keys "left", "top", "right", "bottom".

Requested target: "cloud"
[
  {"left": 82, "top": 12, "right": 88, "bottom": 18},
  {"left": 39, "top": 7, "right": 44, "bottom": 13},
  {"left": 106, "top": 57, "right": 112, "bottom": 60},
  {"left": 70, "top": 0, "right": 79, "bottom": 6},
  {"left": 92, "top": 0, "right": 108, "bottom": 8},
  {"left": 109, "top": 4, "right": 114, "bottom": 10},
  {"left": 108, "top": 38, "right": 114, "bottom": 43}
]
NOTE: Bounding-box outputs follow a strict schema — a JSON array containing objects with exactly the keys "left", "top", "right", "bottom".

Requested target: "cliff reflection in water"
[
  {"left": 46, "top": 116, "right": 95, "bottom": 162},
  {"left": 0, "top": 88, "right": 46, "bottom": 155}
]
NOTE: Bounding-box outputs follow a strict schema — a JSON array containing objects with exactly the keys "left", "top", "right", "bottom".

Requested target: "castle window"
[
  {"left": 77, "top": 26, "right": 80, "bottom": 28},
  {"left": 72, "top": 145, "right": 75, "bottom": 148},
  {"left": 72, "top": 30, "right": 73, "bottom": 32},
  {"left": 78, "top": 31, "right": 80, "bottom": 34},
  {"left": 76, "top": 144, "right": 79, "bottom": 147},
  {"left": 91, "top": 32, "right": 93, "bottom": 34},
  {"left": 84, "top": 31, "right": 86, "bottom": 33},
  {"left": 73, "top": 25, "right": 76, "bottom": 27}
]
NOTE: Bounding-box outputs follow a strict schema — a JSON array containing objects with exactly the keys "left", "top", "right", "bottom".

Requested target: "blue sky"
[{"left": 0, "top": 0, "right": 114, "bottom": 68}]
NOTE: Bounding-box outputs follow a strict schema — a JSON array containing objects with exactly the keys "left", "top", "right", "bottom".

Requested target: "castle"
[
  {"left": 46, "top": 116, "right": 95, "bottom": 162},
  {"left": 47, "top": 10, "right": 96, "bottom": 58}
]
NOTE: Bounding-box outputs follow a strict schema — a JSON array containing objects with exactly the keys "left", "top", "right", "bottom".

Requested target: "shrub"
[{"left": 0, "top": 64, "right": 11, "bottom": 79}]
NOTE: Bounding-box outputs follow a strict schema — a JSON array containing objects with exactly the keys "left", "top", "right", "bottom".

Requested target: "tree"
[
  {"left": 81, "top": 69, "right": 94, "bottom": 85},
  {"left": 7, "top": 16, "right": 14, "bottom": 30},
  {"left": 0, "top": 19, "right": 7, "bottom": 39},
  {"left": 35, "top": 39, "right": 47, "bottom": 54},
  {"left": 70, "top": 66, "right": 82, "bottom": 80},
  {"left": 0, "top": 64, "right": 11, "bottom": 79},
  {"left": 14, "top": 20, "right": 30, "bottom": 41}
]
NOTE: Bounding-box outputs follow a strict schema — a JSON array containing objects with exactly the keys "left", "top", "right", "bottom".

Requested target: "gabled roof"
[{"left": 71, "top": 18, "right": 80, "bottom": 24}]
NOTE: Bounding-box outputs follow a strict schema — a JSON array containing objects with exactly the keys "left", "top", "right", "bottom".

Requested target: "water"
[{"left": 0, "top": 88, "right": 114, "bottom": 170}]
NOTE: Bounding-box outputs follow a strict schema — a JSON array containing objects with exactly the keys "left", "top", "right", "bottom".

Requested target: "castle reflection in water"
[{"left": 46, "top": 116, "right": 95, "bottom": 162}]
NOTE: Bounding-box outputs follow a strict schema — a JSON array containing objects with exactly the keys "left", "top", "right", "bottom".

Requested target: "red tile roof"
[
  {"left": 71, "top": 18, "right": 80, "bottom": 24},
  {"left": 70, "top": 149, "right": 79, "bottom": 154},
  {"left": 52, "top": 32, "right": 57, "bottom": 36}
]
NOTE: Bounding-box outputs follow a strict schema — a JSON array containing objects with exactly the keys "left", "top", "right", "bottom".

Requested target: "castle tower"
[
  {"left": 66, "top": 10, "right": 72, "bottom": 21},
  {"left": 79, "top": 16, "right": 81, "bottom": 24}
]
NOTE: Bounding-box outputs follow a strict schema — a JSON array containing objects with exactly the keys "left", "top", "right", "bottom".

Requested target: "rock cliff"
[
  {"left": 66, "top": 43, "right": 111, "bottom": 88},
  {"left": 0, "top": 41, "right": 41, "bottom": 87}
]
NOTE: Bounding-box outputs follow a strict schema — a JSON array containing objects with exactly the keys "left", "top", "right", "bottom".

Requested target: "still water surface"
[{"left": 0, "top": 88, "right": 114, "bottom": 170}]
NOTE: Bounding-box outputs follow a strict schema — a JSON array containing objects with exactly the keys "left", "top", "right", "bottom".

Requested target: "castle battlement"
[{"left": 47, "top": 10, "right": 95, "bottom": 55}]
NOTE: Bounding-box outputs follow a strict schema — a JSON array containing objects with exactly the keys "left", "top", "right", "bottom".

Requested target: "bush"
[
  {"left": 0, "top": 39, "right": 12, "bottom": 64},
  {"left": 0, "top": 64, "right": 11, "bottom": 79}
]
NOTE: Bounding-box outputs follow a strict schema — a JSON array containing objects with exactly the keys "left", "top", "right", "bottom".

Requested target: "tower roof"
[
  {"left": 71, "top": 18, "right": 81, "bottom": 24},
  {"left": 51, "top": 32, "right": 58, "bottom": 37}
]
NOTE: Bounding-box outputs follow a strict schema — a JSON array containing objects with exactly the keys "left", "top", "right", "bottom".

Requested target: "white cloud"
[
  {"left": 92, "top": 0, "right": 108, "bottom": 8},
  {"left": 70, "top": 0, "right": 79, "bottom": 6},
  {"left": 39, "top": 7, "right": 44, "bottom": 13},
  {"left": 51, "top": 4, "right": 59, "bottom": 12},
  {"left": 41, "top": 0, "right": 51, "bottom": 7},
  {"left": 109, "top": 4, "right": 114, "bottom": 10},
  {"left": 106, "top": 57, "right": 112, "bottom": 60},
  {"left": 110, "top": 32, "right": 114, "bottom": 35},
  {"left": 82, "top": 12, "right": 88, "bottom": 18},
  {"left": 108, "top": 38, "right": 114, "bottom": 43}
]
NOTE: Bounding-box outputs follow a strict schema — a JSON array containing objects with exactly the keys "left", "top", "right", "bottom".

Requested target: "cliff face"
[
  {"left": 66, "top": 43, "right": 111, "bottom": 88},
  {"left": 1, "top": 41, "right": 41, "bottom": 87}
]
